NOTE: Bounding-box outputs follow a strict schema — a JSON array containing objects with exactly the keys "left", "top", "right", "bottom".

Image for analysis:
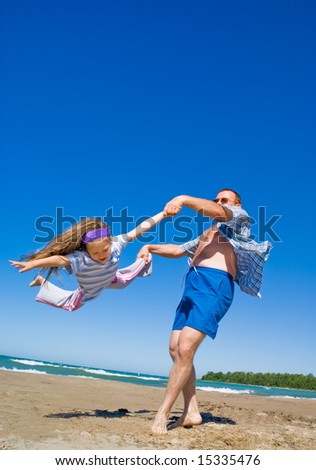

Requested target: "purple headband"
[{"left": 82, "top": 228, "right": 111, "bottom": 244}]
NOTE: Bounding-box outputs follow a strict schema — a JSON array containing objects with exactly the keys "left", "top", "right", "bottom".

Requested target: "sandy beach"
[{"left": 0, "top": 369, "right": 315, "bottom": 450}]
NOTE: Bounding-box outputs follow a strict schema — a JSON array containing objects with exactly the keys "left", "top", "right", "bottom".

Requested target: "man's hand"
[
  {"left": 137, "top": 245, "right": 151, "bottom": 264},
  {"left": 163, "top": 196, "right": 186, "bottom": 216}
]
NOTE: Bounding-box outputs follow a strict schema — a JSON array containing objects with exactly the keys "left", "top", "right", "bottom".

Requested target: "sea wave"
[
  {"left": 79, "top": 368, "right": 163, "bottom": 381},
  {"left": 12, "top": 359, "right": 60, "bottom": 367},
  {"left": 1, "top": 366, "right": 162, "bottom": 384},
  {"left": 197, "top": 386, "right": 252, "bottom": 395},
  {"left": 10, "top": 359, "right": 163, "bottom": 382},
  {"left": 0, "top": 367, "right": 46, "bottom": 375},
  {"left": 269, "top": 395, "right": 316, "bottom": 400}
]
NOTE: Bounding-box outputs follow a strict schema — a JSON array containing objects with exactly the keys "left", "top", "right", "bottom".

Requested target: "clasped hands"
[{"left": 163, "top": 195, "right": 185, "bottom": 217}]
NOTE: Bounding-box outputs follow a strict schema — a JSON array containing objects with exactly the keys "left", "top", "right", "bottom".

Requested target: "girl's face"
[{"left": 85, "top": 238, "right": 112, "bottom": 264}]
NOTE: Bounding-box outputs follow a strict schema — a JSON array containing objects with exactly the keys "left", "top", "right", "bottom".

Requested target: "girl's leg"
[
  {"left": 36, "top": 280, "right": 83, "bottom": 311},
  {"left": 29, "top": 275, "right": 45, "bottom": 287}
]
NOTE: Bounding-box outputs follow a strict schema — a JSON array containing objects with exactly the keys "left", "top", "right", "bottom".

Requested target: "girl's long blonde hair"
[{"left": 23, "top": 218, "right": 109, "bottom": 278}]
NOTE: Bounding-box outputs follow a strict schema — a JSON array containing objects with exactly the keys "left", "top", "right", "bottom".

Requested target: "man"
[{"left": 137, "top": 189, "right": 272, "bottom": 434}]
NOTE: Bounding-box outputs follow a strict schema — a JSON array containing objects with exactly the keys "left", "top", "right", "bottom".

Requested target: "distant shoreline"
[
  {"left": 200, "top": 378, "right": 316, "bottom": 392},
  {"left": 2, "top": 353, "right": 316, "bottom": 400},
  {"left": 201, "top": 372, "right": 316, "bottom": 391}
]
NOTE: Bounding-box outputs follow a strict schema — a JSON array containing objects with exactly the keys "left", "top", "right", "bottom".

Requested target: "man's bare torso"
[{"left": 192, "top": 225, "right": 237, "bottom": 279}]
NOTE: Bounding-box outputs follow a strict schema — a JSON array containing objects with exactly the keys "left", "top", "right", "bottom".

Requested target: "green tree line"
[{"left": 200, "top": 371, "right": 316, "bottom": 390}]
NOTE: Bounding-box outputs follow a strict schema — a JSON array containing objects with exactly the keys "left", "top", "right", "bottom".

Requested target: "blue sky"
[{"left": 1, "top": 0, "right": 315, "bottom": 379}]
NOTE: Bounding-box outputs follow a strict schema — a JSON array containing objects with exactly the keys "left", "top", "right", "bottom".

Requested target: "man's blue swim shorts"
[{"left": 172, "top": 266, "right": 235, "bottom": 339}]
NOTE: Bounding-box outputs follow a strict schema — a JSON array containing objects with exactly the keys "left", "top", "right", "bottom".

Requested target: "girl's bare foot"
[
  {"left": 29, "top": 275, "right": 44, "bottom": 287},
  {"left": 168, "top": 411, "right": 202, "bottom": 430}
]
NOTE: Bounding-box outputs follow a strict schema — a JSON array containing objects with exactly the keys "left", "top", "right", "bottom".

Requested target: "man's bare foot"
[
  {"left": 29, "top": 275, "right": 44, "bottom": 287},
  {"left": 168, "top": 412, "right": 202, "bottom": 430},
  {"left": 151, "top": 413, "right": 168, "bottom": 435}
]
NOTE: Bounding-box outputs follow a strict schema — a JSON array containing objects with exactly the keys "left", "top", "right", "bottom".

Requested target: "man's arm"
[
  {"left": 137, "top": 243, "right": 186, "bottom": 263},
  {"left": 125, "top": 211, "right": 165, "bottom": 242},
  {"left": 9, "top": 255, "right": 70, "bottom": 273},
  {"left": 164, "top": 195, "right": 234, "bottom": 222}
]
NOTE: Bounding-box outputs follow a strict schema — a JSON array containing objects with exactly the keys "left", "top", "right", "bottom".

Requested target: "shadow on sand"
[
  {"left": 168, "top": 411, "right": 236, "bottom": 428},
  {"left": 45, "top": 408, "right": 153, "bottom": 419},
  {"left": 45, "top": 409, "right": 236, "bottom": 427}
]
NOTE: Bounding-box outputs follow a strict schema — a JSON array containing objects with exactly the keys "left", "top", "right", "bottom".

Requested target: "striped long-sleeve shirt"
[{"left": 66, "top": 235, "right": 128, "bottom": 303}]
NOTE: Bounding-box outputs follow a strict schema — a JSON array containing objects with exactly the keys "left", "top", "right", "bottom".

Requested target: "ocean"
[{"left": 1, "top": 354, "right": 316, "bottom": 400}]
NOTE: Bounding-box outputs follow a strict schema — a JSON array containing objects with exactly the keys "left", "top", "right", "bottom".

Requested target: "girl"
[{"left": 9, "top": 212, "right": 164, "bottom": 311}]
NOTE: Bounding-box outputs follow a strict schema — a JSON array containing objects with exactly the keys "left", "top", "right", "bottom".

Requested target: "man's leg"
[
  {"left": 168, "top": 330, "right": 202, "bottom": 429},
  {"left": 151, "top": 326, "right": 205, "bottom": 434}
]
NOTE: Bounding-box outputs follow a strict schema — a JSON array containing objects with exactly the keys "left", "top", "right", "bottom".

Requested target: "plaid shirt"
[{"left": 179, "top": 206, "right": 273, "bottom": 298}]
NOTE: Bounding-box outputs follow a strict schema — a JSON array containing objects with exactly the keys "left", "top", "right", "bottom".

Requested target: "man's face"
[{"left": 213, "top": 190, "right": 240, "bottom": 207}]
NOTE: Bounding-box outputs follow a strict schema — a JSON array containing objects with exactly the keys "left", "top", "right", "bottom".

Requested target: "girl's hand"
[
  {"left": 137, "top": 246, "right": 151, "bottom": 264},
  {"left": 9, "top": 260, "right": 35, "bottom": 273}
]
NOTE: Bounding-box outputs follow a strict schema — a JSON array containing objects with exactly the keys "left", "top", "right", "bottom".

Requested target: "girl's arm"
[
  {"left": 137, "top": 243, "right": 186, "bottom": 263},
  {"left": 9, "top": 255, "right": 70, "bottom": 273},
  {"left": 125, "top": 211, "right": 165, "bottom": 242}
]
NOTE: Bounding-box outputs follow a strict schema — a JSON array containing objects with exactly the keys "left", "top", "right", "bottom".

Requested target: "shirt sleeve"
[
  {"left": 65, "top": 251, "right": 87, "bottom": 274},
  {"left": 178, "top": 237, "right": 200, "bottom": 257},
  {"left": 111, "top": 234, "right": 129, "bottom": 257},
  {"left": 219, "top": 205, "right": 251, "bottom": 238}
]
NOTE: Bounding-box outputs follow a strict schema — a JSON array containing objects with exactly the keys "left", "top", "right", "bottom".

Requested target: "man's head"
[{"left": 213, "top": 188, "right": 242, "bottom": 207}]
